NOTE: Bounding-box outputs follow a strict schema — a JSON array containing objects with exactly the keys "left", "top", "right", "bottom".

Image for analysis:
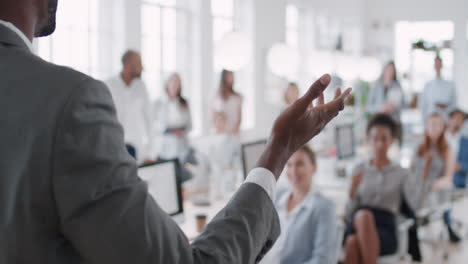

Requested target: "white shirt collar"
[{"left": 0, "top": 20, "right": 34, "bottom": 52}]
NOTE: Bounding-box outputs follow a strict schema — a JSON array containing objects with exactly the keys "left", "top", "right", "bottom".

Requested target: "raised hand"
[{"left": 257, "top": 74, "right": 352, "bottom": 178}]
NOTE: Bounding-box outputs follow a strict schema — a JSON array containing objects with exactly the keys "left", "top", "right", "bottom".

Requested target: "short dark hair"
[
  {"left": 297, "top": 145, "right": 317, "bottom": 167},
  {"left": 435, "top": 55, "right": 443, "bottom": 63},
  {"left": 121, "top": 50, "right": 139, "bottom": 65},
  {"left": 366, "top": 113, "right": 400, "bottom": 138},
  {"left": 450, "top": 109, "right": 467, "bottom": 119}
]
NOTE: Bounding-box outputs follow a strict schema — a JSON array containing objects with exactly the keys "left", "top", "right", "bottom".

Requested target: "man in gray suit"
[{"left": 0, "top": 0, "right": 351, "bottom": 263}]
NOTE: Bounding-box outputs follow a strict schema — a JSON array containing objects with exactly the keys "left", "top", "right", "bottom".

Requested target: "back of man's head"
[{"left": 0, "top": 0, "right": 58, "bottom": 38}]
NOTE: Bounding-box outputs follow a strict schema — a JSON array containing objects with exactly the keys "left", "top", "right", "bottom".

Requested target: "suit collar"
[{"left": 0, "top": 22, "right": 33, "bottom": 52}]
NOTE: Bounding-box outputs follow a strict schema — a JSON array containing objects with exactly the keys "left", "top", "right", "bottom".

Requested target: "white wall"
[
  {"left": 124, "top": 0, "right": 142, "bottom": 51},
  {"left": 98, "top": 0, "right": 126, "bottom": 80},
  {"left": 252, "top": 0, "right": 287, "bottom": 136}
]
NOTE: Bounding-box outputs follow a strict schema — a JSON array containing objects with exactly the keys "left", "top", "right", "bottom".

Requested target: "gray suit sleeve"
[{"left": 52, "top": 79, "right": 280, "bottom": 264}]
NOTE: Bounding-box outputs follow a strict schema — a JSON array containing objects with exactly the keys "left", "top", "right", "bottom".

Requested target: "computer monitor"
[
  {"left": 138, "top": 160, "right": 184, "bottom": 220},
  {"left": 335, "top": 123, "right": 355, "bottom": 160},
  {"left": 241, "top": 140, "right": 267, "bottom": 178}
]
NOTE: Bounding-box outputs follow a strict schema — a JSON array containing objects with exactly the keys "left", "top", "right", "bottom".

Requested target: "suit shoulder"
[
  {"left": 18, "top": 52, "right": 106, "bottom": 94},
  {"left": 40, "top": 59, "right": 100, "bottom": 88}
]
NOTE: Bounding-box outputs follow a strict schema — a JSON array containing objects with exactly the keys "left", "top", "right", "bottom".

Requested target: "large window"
[
  {"left": 35, "top": 0, "right": 122, "bottom": 80},
  {"left": 36, "top": 0, "right": 100, "bottom": 77},
  {"left": 141, "top": 0, "right": 192, "bottom": 101}
]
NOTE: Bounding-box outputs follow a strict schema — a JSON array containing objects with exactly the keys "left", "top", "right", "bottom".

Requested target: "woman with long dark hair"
[
  {"left": 154, "top": 73, "right": 192, "bottom": 162},
  {"left": 212, "top": 69, "right": 243, "bottom": 135},
  {"left": 366, "top": 61, "right": 405, "bottom": 123}
]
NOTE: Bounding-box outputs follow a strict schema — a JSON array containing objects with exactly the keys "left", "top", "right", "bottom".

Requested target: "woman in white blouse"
[
  {"left": 212, "top": 70, "right": 243, "bottom": 135},
  {"left": 153, "top": 73, "right": 192, "bottom": 162}
]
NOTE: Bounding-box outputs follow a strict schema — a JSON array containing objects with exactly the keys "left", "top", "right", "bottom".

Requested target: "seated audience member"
[
  {"left": 344, "top": 114, "right": 410, "bottom": 264},
  {"left": 443, "top": 109, "right": 467, "bottom": 242},
  {"left": 446, "top": 109, "right": 468, "bottom": 188},
  {"left": 455, "top": 135, "right": 468, "bottom": 189},
  {"left": 261, "top": 146, "right": 337, "bottom": 264},
  {"left": 404, "top": 113, "right": 455, "bottom": 213}
]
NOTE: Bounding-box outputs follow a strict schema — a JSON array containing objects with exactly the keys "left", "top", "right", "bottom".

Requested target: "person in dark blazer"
[{"left": 0, "top": 0, "right": 352, "bottom": 263}]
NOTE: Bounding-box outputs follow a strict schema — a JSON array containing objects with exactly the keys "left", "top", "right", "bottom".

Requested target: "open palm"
[{"left": 258, "top": 74, "right": 352, "bottom": 178}]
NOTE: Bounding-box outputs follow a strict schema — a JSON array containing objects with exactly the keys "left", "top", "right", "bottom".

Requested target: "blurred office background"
[{"left": 32, "top": 1, "right": 468, "bottom": 263}]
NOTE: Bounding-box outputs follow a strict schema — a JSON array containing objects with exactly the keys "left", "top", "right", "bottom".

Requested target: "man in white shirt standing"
[
  {"left": 419, "top": 56, "right": 457, "bottom": 121},
  {"left": 106, "top": 50, "right": 153, "bottom": 163}
]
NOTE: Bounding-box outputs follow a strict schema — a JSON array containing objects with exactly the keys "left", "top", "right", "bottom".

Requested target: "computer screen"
[
  {"left": 138, "top": 160, "right": 183, "bottom": 216},
  {"left": 241, "top": 140, "right": 267, "bottom": 178},
  {"left": 335, "top": 124, "right": 355, "bottom": 160}
]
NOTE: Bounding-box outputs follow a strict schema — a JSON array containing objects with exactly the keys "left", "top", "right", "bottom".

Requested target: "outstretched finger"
[
  {"left": 317, "top": 93, "right": 325, "bottom": 106},
  {"left": 334, "top": 87, "right": 342, "bottom": 100},
  {"left": 316, "top": 87, "right": 352, "bottom": 112},
  {"left": 295, "top": 74, "right": 331, "bottom": 110}
]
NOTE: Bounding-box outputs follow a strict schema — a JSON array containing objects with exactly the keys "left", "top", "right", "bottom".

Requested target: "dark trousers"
[{"left": 400, "top": 197, "right": 422, "bottom": 262}]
